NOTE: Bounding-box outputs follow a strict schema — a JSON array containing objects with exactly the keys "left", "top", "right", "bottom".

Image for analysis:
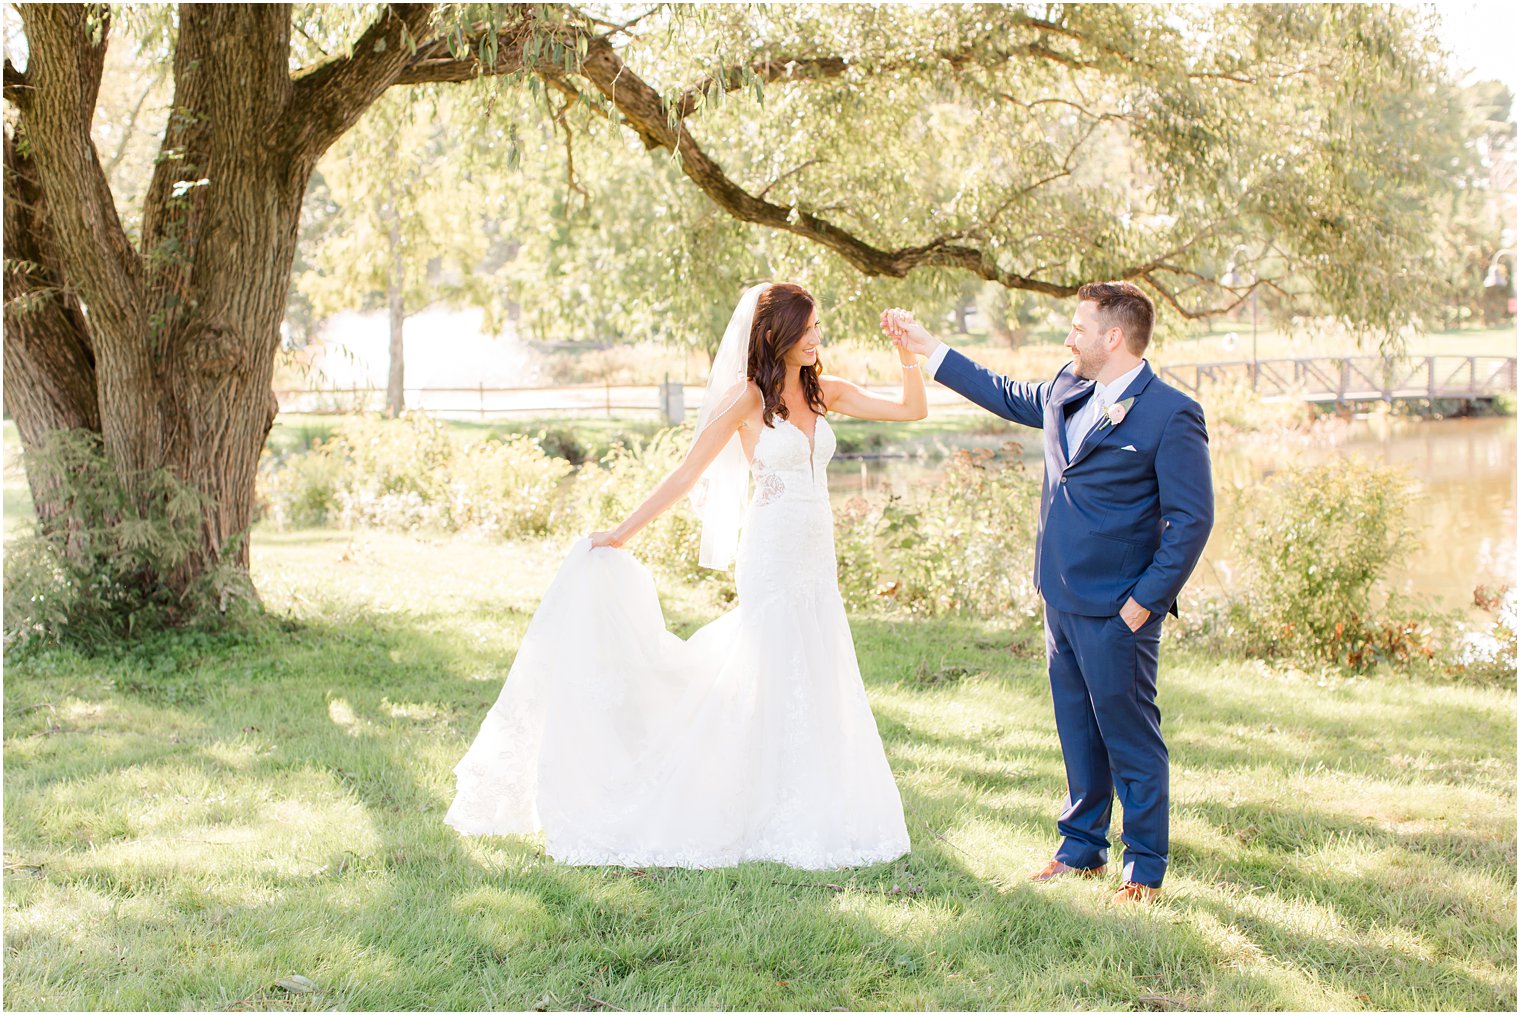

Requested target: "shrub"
[
  {"left": 448, "top": 435, "right": 573, "bottom": 537},
  {"left": 1449, "top": 586, "right": 1518, "bottom": 686},
  {"left": 257, "top": 437, "right": 345, "bottom": 527},
  {"left": 258, "top": 412, "right": 578, "bottom": 539},
  {"left": 1228, "top": 460, "right": 1421, "bottom": 669},
  {"left": 831, "top": 425, "right": 887, "bottom": 456},
  {"left": 326, "top": 411, "right": 455, "bottom": 531},
  {"left": 534, "top": 426, "right": 589, "bottom": 465},
  {"left": 837, "top": 443, "right": 1041, "bottom": 619},
  {"left": 4, "top": 429, "right": 259, "bottom": 652},
  {"left": 1193, "top": 376, "right": 1316, "bottom": 435}
]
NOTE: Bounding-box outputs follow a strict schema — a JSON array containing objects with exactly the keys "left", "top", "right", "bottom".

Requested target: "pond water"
[{"left": 827, "top": 415, "right": 1517, "bottom": 619}]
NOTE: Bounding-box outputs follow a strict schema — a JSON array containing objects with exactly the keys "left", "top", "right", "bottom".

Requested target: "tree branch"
[
  {"left": 577, "top": 36, "right": 1086, "bottom": 295},
  {"left": 668, "top": 41, "right": 1106, "bottom": 121},
  {"left": 101, "top": 62, "right": 167, "bottom": 181},
  {"left": 993, "top": 92, "right": 1126, "bottom": 124},
  {"left": 559, "top": 3, "right": 660, "bottom": 37},
  {"left": 391, "top": 27, "right": 534, "bottom": 85},
  {"left": 1015, "top": 10, "right": 1254, "bottom": 83},
  {"left": 1143, "top": 269, "right": 1262, "bottom": 321},
  {"left": 549, "top": 91, "right": 588, "bottom": 211},
  {"left": 13, "top": 4, "right": 142, "bottom": 338},
  {"left": 757, "top": 158, "right": 823, "bottom": 200},
  {"left": 285, "top": 3, "right": 441, "bottom": 160},
  {"left": 1014, "top": 11, "right": 1140, "bottom": 66},
  {"left": 5, "top": 125, "right": 104, "bottom": 534},
  {"left": 673, "top": 57, "right": 848, "bottom": 119},
  {"left": 538, "top": 72, "right": 612, "bottom": 121}
]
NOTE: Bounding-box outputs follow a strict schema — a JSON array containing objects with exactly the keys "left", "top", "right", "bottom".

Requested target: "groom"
[{"left": 884, "top": 282, "right": 1213, "bottom": 903}]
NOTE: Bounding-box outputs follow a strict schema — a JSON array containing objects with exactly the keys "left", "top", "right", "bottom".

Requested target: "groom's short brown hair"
[{"left": 1078, "top": 281, "right": 1154, "bottom": 355}]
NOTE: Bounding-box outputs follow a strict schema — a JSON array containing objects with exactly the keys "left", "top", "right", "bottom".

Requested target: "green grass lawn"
[{"left": 3, "top": 518, "right": 1515, "bottom": 1011}]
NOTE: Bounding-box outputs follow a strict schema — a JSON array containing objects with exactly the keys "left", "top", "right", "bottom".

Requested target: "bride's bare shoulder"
[
  {"left": 721, "top": 379, "right": 763, "bottom": 410},
  {"left": 715, "top": 379, "right": 763, "bottom": 428}
]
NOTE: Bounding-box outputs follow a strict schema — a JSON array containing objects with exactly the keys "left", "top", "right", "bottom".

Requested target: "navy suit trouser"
[{"left": 1044, "top": 601, "right": 1169, "bottom": 888}]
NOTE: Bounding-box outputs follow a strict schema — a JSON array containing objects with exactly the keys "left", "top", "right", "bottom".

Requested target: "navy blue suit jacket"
[{"left": 935, "top": 349, "right": 1214, "bottom": 618}]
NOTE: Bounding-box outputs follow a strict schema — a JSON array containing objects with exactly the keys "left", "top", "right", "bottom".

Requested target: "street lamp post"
[
  {"left": 1483, "top": 248, "right": 1514, "bottom": 288},
  {"left": 1485, "top": 248, "right": 1516, "bottom": 311},
  {"left": 1219, "top": 245, "right": 1258, "bottom": 389}
]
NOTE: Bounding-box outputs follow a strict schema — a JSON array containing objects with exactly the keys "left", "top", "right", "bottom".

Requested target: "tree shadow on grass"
[
  {"left": 1176, "top": 798, "right": 1516, "bottom": 875},
  {"left": 1161, "top": 671, "right": 1515, "bottom": 787},
  {"left": 1176, "top": 887, "right": 1515, "bottom": 1010}
]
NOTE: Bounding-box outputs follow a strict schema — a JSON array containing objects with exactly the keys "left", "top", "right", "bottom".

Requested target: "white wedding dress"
[{"left": 444, "top": 414, "right": 912, "bottom": 869}]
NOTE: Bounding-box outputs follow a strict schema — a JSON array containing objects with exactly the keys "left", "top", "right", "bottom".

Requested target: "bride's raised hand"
[
  {"left": 589, "top": 529, "right": 626, "bottom": 549},
  {"left": 883, "top": 307, "right": 938, "bottom": 357}
]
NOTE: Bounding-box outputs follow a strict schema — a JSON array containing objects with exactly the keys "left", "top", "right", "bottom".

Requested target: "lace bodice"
[{"left": 749, "top": 415, "right": 836, "bottom": 508}]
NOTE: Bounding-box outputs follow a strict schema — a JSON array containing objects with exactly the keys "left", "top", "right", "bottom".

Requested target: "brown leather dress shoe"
[
  {"left": 1112, "top": 881, "right": 1161, "bottom": 903},
  {"left": 1029, "top": 858, "right": 1107, "bottom": 882}
]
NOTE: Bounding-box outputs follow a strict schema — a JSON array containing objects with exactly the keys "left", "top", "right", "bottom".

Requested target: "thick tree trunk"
[
  {"left": 3, "top": 125, "right": 102, "bottom": 533},
  {"left": 14, "top": 5, "right": 305, "bottom": 608},
  {"left": 125, "top": 5, "right": 302, "bottom": 598}
]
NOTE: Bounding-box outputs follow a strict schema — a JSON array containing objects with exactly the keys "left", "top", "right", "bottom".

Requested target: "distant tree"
[
  {"left": 296, "top": 89, "right": 508, "bottom": 416},
  {"left": 1425, "top": 80, "right": 1516, "bottom": 329}
]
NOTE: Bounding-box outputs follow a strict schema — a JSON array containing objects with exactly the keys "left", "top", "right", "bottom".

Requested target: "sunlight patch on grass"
[
  {"left": 5, "top": 882, "right": 116, "bottom": 941},
  {"left": 200, "top": 740, "right": 265, "bottom": 770},
  {"left": 923, "top": 816, "right": 1037, "bottom": 882},
  {"left": 326, "top": 696, "right": 365, "bottom": 735},
  {"left": 1284, "top": 773, "right": 1513, "bottom": 843},
  {"left": 1176, "top": 904, "right": 1362, "bottom": 1009},
  {"left": 382, "top": 697, "right": 448, "bottom": 721},
  {"left": 834, "top": 892, "right": 959, "bottom": 943},
  {"left": 454, "top": 885, "right": 560, "bottom": 954}
]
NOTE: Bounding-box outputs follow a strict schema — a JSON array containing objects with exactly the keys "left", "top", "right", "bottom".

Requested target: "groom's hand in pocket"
[{"left": 1120, "top": 596, "right": 1151, "bottom": 632}]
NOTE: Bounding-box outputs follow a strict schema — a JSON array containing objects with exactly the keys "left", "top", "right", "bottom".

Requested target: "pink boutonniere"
[{"left": 1097, "top": 396, "right": 1136, "bottom": 430}]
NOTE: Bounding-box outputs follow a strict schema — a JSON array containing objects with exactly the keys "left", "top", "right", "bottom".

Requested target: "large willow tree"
[{"left": 3, "top": 3, "right": 1463, "bottom": 617}]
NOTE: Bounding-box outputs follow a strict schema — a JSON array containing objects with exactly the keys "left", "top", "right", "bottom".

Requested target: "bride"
[{"left": 444, "top": 281, "right": 927, "bottom": 869}]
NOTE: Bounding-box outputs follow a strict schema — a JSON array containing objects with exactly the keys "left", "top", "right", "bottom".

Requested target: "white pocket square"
[{"left": 1120, "top": 444, "right": 1138, "bottom": 452}]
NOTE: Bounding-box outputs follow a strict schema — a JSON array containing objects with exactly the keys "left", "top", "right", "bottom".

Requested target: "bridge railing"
[{"left": 1156, "top": 355, "right": 1517, "bottom": 404}]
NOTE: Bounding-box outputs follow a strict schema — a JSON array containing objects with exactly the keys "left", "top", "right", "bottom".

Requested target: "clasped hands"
[{"left": 880, "top": 307, "right": 939, "bottom": 358}]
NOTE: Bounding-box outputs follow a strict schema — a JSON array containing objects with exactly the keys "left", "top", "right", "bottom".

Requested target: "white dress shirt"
[
  {"left": 1066, "top": 359, "right": 1144, "bottom": 456},
  {"left": 924, "top": 341, "right": 1145, "bottom": 456}
]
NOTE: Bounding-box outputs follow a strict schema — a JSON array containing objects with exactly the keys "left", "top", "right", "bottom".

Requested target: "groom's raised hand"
[{"left": 880, "top": 308, "right": 940, "bottom": 358}]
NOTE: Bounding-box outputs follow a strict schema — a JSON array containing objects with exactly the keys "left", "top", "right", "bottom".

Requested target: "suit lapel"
[
  {"left": 1067, "top": 361, "right": 1155, "bottom": 469},
  {"left": 1054, "top": 368, "right": 1094, "bottom": 465}
]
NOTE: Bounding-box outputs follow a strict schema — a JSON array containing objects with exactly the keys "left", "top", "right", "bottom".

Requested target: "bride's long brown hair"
[{"left": 747, "top": 283, "right": 827, "bottom": 428}]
